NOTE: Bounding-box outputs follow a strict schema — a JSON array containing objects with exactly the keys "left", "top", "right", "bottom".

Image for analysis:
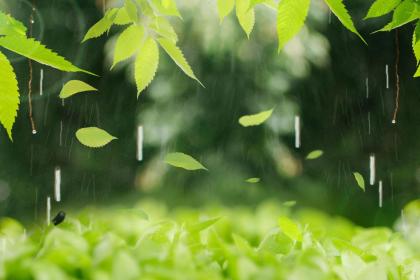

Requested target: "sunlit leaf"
[
  {"left": 238, "top": 108, "right": 273, "bottom": 127},
  {"left": 0, "top": 50, "right": 19, "bottom": 141},
  {"left": 245, "top": 177, "right": 260, "bottom": 183},
  {"left": 150, "top": 17, "right": 178, "bottom": 43},
  {"left": 59, "top": 80, "right": 97, "bottom": 99},
  {"left": 217, "top": 0, "right": 235, "bottom": 22},
  {"left": 376, "top": 0, "right": 419, "bottom": 32},
  {"left": 412, "top": 21, "right": 420, "bottom": 65},
  {"left": 76, "top": 127, "right": 117, "bottom": 148},
  {"left": 187, "top": 217, "right": 221, "bottom": 232},
  {"left": 277, "top": 0, "right": 310, "bottom": 51},
  {"left": 82, "top": 8, "right": 118, "bottom": 42},
  {"left": 365, "top": 0, "right": 401, "bottom": 19},
  {"left": 157, "top": 38, "right": 203, "bottom": 86},
  {"left": 0, "top": 36, "right": 94, "bottom": 75},
  {"left": 150, "top": 0, "right": 182, "bottom": 18},
  {"left": 279, "top": 216, "right": 302, "bottom": 242},
  {"left": 0, "top": 11, "right": 27, "bottom": 36},
  {"left": 164, "top": 152, "right": 207, "bottom": 171},
  {"left": 135, "top": 38, "right": 159, "bottom": 96},
  {"left": 306, "top": 150, "right": 324, "bottom": 160},
  {"left": 112, "top": 24, "right": 144, "bottom": 69},
  {"left": 124, "top": 0, "right": 138, "bottom": 23},
  {"left": 114, "top": 8, "right": 132, "bottom": 25},
  {"left": 353, "top": 172, "right": 365, "bottom": 191},
  {"left": 323, "top": 0, "right": 366, "bottom": 44},
  {"left": 236, "top": 0, "right": 255, "bottom": 38}
]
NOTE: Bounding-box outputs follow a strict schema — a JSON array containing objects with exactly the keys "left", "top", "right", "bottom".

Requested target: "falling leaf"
[
  {"left": 165, "top": 152, "right": 207, "bottom": 171},
  {"left": 245, "top": 177, "right": 260, "bottom": 183},
  {"left": 306, "top": 150, "right": 324, "bottom": 160},
  {"left": 353, "top": 172, "right": 365, "bottom": 192},
  {"left": 239, "top": 108, "right": 273, "bottom": 127},
  {"left": 59, "top": 80, "right": 97, "bottom": 99},
  {"left": 283, "top": 201, "right": 297, "bottom": 207},
  {"left": 75, "top": 127, "right": 117, "bottom": 148}
]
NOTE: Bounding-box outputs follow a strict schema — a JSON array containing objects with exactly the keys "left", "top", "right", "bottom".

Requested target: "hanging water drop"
[
  {"left": 137, "top": 125, "right": 144, "bottom": 161},
  {"left": 54, "top": 167, "right": 61, "bottom": 202},
  {"left": 369, "top": 154, "right": 376, "bottom": 186},
  {"left": 295, "top": 115, "right": 301, "bottom": 149}
]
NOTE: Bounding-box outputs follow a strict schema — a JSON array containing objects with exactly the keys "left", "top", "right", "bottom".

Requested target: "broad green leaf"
[
  {"left": 278, "top": 216, "right": 302, "bottom": 242},
  {"left": 306, "top": 150, "right": 324, "bottom": 160},
  {"left": 377, "top": 0, "right": 420, "bottom": 32},
  {"left": 217, "top": 0, "right": 235, "bottom": 23},
  {"left": 245, "top": 177, "right": 260, "bottom": 183},
  {"left": 0, "top": 36, "right": 94, "bottom": 75},
  {"left": 323, "top": 0, "right": 366, "bottom": 44},
  {"left": 238, "top": 108, "right": 273, "bottom": 127},
  {"left": 150, "top": 0, "right": 182, "bottom": 18},
  {"left": 164, "top": 152, "right": 207, "bottom": 170},
  {"left": 135, "top": 38, "right": 159, "bottom": 96},
  {"left": 150, "top": 17, "right": 178, "bottom": 43},
  {"left": 59, "top": 80, "right": 97, "bottom": 99},
  {"left": 412, "top": 21, "right": 420, "bottom": 64},
  {"left": 82, "top": 8, "right": 118, "bottom": 41},
  {"left": 157, "top": 37, "right": 203, "bottom": 86},
  {"left": 236, "top": 0, "right": 255, "bottom": 38},
  {"left": 0, "top": 11, "right": 27, "bottom": 36},
  {"left": 365, "top": 0, "right": 401, "bottom": 19},
  {"left": 112, "top": 24, "right": 144, "bottom": 69},
  {"left": 0, "top": 50, "right": 19, "bottom": 141},
  {"left": 125, "top": 0, "right": 139, "bottom": 23},
  {"left": 277, "top": 0, "right": 310, "bottom": 51},
  {"left": 353, "top": 172, "right": 365, "bottom": 191},
  {"left": 76, "top": 127, "right": 117, "bottom": 148}
]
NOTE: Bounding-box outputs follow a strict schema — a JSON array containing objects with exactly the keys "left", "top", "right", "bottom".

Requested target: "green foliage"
[
  {"left": 112, "top": 24, "right": 144, "bottom": 69},
  {"left": 236, "top": 0, "right": 255, "bottom": 38},
  {"left": 238, "top": 108, "right": 273, "bottom": 127},
  {"left": 217, "top": 0, "right": 235, "bottom": 22},
  {"left": 75, "top": 127, "right": 117, "bottom": 148},
  {"left": 365, "top": 0, "right": 401, "bottom": 19},
  {"left": 353, "top": 172, "right": 365, "bottom": 192},
  {"left": 59, "top": 80, "right": 97, "bottom": 99},
  {"left": 0, "top": 11, "right": 26, "bottom": 36},
  {"left": 164, "top": 152, "right": 208, "bottom": 171},
  {"left": 82, "top": 8, "right": 118, "bottom": 42},
  {"left": 306, "top": 150, "right": 324, "bottom": 160},
  {"left": 376, "top": 0, "right": 419, "bottom": 32},
  {"left": 245, "top": 177, "right": 261, "bottom": 183},
  {"left": 1, "top": 200, "right": 419, "bottom": 279},
  {"left": 135, "top": 38, "right": 159, "bottom": 96}
]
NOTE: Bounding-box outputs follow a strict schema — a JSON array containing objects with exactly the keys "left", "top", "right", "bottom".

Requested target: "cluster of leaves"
[
  {"left": 0, "top": 11, "right": 92, "bottom": 141},
  {"left": 1, "top": 199, "right": 420, "bottom": 279}
]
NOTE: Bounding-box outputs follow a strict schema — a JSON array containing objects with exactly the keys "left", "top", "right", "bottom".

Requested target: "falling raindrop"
[
  {"left": 30, "top": 19, "right": 34, "bottom": 24},
  {"left": 385, "top": 64, "right": 389, "bottom": 89},
  {"left": 378, "top": 180, "right": 383, "bottom": 208},
  {"left": 365, "top": 77, "right": 369, "bottom": 99},
  {"left": 369, "top": 154, "right": 376, "bottom": 186},
  {"left": 401, "top": 209, "right": 407, "bottom": 234},
  {"left": 54, "top": 167, "right": 61, "bottom": 202},
  {"left": 368, "top": 112, "right": 371, "bottom": 135},
  {"left": 294, "top": 115, "right": 301, "bottom": 149},
  {"left": 32, "top": 129, "right": 37, "bottom": 135},
  {"left": 137, "top": 125, "right": 144, "bottom": 161},
  {"left": 46, "top": 196, "right": 51, "bottom": 226},
  {"left": 39, "top": 69, "right": 43, "bottom": 96},
  {"left": 59, "top": 121, "right": 63, "bottom": 147}
]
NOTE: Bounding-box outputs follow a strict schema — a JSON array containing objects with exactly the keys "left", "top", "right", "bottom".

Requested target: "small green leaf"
[
  {"left": 0, "top": 36, "right": 94, "bottom": 75},
  {"left": 376, "top": 0, "right": 419, "bottom": 32},
  {"left": 0, "top": 50, "right": 19, "bottom": 141},
  {"left": 245, "top": 178, "right": 260, "bottom": 183},
  {"left": 164, "top": 152, "right": 207, "bottom": 171},
  {"left": 0, "top": 11, "right": 27, "bottom": 36},
  {"left": 323, "top": 0, "right": 366, "bottom": 44},
  {"left": 135, "top": 38, "right": 159, "bottom": 96},
  {"left": 353, "top": 172, "right": 365, "bottom": 191},
  {"left": 59, "top": 80, "right": 97, "bottom": 99},
  {"left": 365, "top": 0, "right": 401, "bottom": 19},
  {"left": 157, "top": 37, "right": 203, "bottom": 86},
  {"left": 217, "top": 0, "right": 235, "bottom": 22},
  {"left": 238, "top": 108, "right": 273, "bottom": 127},
  {"left": 278, "top": 216, "right": 302, "bottom": 242},
  {"left": 76, "top": 127, "right": 117, "bottom": 148},
  {"left": 112, "top": 24, "right": 144, "bottom": 69},
  {"left": 277, "top": 0, "right": 311, "bottom": 51},
  {"left": 283, "top": 201, "right": 297, "bottom": 207},
  {"left": 82, "top": 8, "right": 118, "bottom": 42},
  {"left": 236, "top": 0, "right": 255, "bottom": 38},
  {"left": 306, "top": 150, "right": 324, "bottom": 160}
]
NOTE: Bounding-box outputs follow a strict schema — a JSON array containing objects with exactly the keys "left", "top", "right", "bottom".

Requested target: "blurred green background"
[{"left": 0, "top": 0, "right": 419, "bottom": 227}]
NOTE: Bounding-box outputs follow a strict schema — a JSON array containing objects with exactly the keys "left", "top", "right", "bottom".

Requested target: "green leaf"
[
  {"left": 278, "top": 216, "right": 302, "bottom": 242},
  {"left": 412, "top": 21, "right": 420, "bottom": 64},
  {"left": 0, "top": 36, "right": 94, "bottom": 75},
  {"left": 245, "top": 177, "right": 260, "bottom": 183},
  {"left": 283, "top": 201, "right": 297, "bottom": 207},
  {"left": 187, "top": 217, "right": 221, "bottom": 232},
  {"left": 164, "top": 152, "right": 207, "bottom": 171},
  {"left": 125, "top": 0, "right": 138, "bottom": 23},
  {"left": 0, "top": 50, "right": 19, "bottom": 141},
  {"left": 353, "top": 172, "right": 365, "bottom": 191},
  {"left": 217, "top": 0, "right": 235, "bottom": 23},
  {"left": 376, "top": 0, "right": 420, "bottom": 32},
  {"left": 112, "top": 24, "right": 144, "bottom": 69},
  {"left": 150, "top": 0, "right": 182, "bottom": 18},
  {"left": 157, "top": 37, "right": 203, "bottom": 86},
  {"left": 0, "top": 11, "right": 27, "bottom": 36},
  {"left": 415, "top": 64, "right": 420, "bottom": 77},
  {"left": 238, "top": 108, "right": 273, "bottom": 127},
  {"left": 76, "top": 127, "right": 117, "bottom": 148},
  {"left": 135, "top": 38, "right": 159, "bottom": 97},
  {"left": 114, "top": 8, "right": 132, "bottom": 25},
  {"left": 59, "top": 80, "right": 97, "bottom": 99},
  {"left": 323, "top": 0, "right": 366, "bottom": 44},
  {"left": 236, "top": 0, "right": 255, "bottom": 38},
  {"left": 365, "top": 0, "right": 401, "bottom": 19},
  {"left": 150, "top": 17, "right": 178, "bottom": 43},
  {"left": 306, "top": 150, "right": 324, "bottom": 160},
  {"left": 82, "top": 8, "right": 118, "bottom": 42},
  {"left": 277, "top": 0, "right": 311, "bottom": 51}
]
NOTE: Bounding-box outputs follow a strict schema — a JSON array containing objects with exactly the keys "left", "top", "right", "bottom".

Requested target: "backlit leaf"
[
  {"left": 377, "top": 0, "right": 420, "bottom": 32},
  {"left": 277, "top": 0, "right": 310, "bottom": 51},
  {"left": 150, "top": 17, "right": 178, "bottom": 43},
  {"left": 59, "top": 80, "right": 97, "bottom": 99},
  {"left": 412, "top": 21, "right": 420, "bottom": 64},
  {"left": 306, "top": 150, "right": 324, "bottom": 160},
  {"left": 76, "top": 127, "right": 117, "bottom": 148},
  {"left": 187, "top": 217, "right": 221, "bottom": 232},
  {"left": 217, "top": 0, "right": 235, "bottom": 22},
  {"left": 0, "top": 11, "right": 27, "bottom": 36},
  {"left": 112, "top": 24, "right": 144, "bottom": 69},
  {"left": 279, "top": 216, "right": 302, "bottom": 242},
  {"left": 82, "top": 8, "right": 118, "bottom": 42},
  {"left": 238, "top": 108, "right": 273, "bottom": 127},
  {"left": 365, "top": 0, "right": 401, "bottom": 19},
  {"left": 164, "top": 152, "right": 207, "bottom": 171},
  {"left": 0, "top": 50, "right": 19, "bottom": 141},
  {"left": 353, "top": 172, "right": 365, "bottom": 191},
  {"left": 114, "top": 8, "right": 132, "bottom": 25},
  {"left": 135, "top": 38, "right": 159, "bottom": 96},
  {"left": 150, "top": 0, "right": 182, "bottom": 18},
  {"left": 236, "top": 0, "right": 255, "bottom": 38},
  {"left": 124, "top": 0, "right": 138, "bottom": 23},
  {"left": 245, "top": 178, "right": 260, "bottom": 183}
]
